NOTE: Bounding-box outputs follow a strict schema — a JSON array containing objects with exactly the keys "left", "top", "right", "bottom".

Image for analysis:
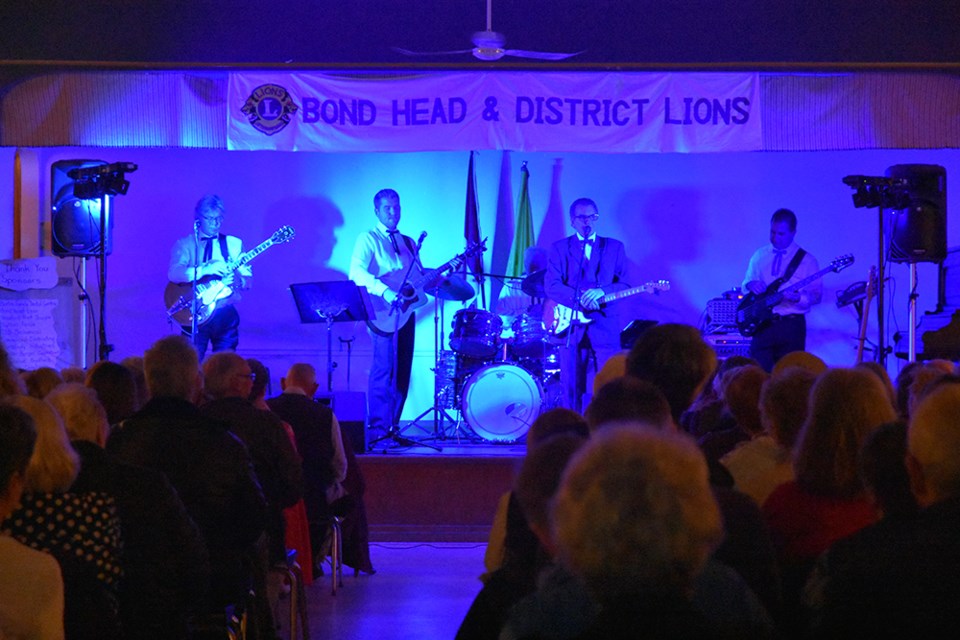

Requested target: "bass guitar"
[
  {"left": 165, "top": 225, "right": 295, "bottom": 326},
  {"left": 736, "top": 254, "right": 854, "bottom": 337},
  {"left": 543, "top": 280, "right": 670, "bottom": 337},
  {"left": 366, "top": 240, "right": 487, "bottom": 335}
]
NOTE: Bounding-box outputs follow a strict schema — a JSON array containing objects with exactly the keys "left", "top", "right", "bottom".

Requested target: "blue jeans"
[{"left": 367, "top": 315, "right": 415, "bottom": 432}]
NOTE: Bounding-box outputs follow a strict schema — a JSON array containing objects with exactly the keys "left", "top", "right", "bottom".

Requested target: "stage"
[{"left": 357, "top": 433, "right": 524, "bottom": 543}]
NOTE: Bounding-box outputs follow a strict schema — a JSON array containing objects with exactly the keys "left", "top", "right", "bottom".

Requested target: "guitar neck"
[
  {"left": 601, "top": 285, "right": 652, "bottom": 304},
  {"left": 779, "top": 265, "right": 834, "bottom": 295},
  {"left": 229, "top": 239, "right": 274, "bottom": 270}
]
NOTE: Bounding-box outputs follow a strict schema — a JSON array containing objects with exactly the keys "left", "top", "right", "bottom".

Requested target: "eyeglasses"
[
  {"left": 200, "top": 215, "right": 224, "bottom": 223},
  {"left": 573, "top": 213, "right": 600, "bottom": 222}
]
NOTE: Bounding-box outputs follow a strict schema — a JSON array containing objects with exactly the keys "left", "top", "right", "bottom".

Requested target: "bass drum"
[{"left": 461, "top": 363, "right": 542, "bottom": 443}]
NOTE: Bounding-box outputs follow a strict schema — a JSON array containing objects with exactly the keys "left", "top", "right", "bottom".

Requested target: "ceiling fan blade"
[
  {"left": 503, "top": 49, "right": 584, "bottom": 61},
  {"left": 392, "top": 47, "right": 474, "bottom": 57}
]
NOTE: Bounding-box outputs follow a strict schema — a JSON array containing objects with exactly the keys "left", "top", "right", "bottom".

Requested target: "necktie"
[
  {"left": 387, "top": 230, "right": 401, "bottom": 254},
  {"left": 772, "top": 249, "right": 787, "bottom": 276},
  {"left": 202, "top": 237, "right": 215, "bottom": 262}
]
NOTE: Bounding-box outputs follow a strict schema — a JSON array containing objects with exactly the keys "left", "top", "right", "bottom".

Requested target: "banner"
[{"left": 227, "top": 71, "right": 761, "bottom": 153}]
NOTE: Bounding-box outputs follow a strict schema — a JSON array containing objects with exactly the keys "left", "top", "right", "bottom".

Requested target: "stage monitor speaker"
[
  {"left": 51, "top": 159, "right": 113, "bottom": 258},
  {"left": 316, "top": 391, "right": 368, "bottom": 454},
  {"left": 886, "top": 164, "right": 947, "bottom": 264}
]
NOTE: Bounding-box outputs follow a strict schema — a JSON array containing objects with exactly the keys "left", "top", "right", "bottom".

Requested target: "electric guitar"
[
  {"left": 366, "top": 239, "right": 487, "bottom": 335},
  {"left": 736, "top": 254, "right": 854, "bottom": 337},
  {"left": 855, "top": 266, "right": 877, "bottom": 364},
  {"left": 543, "top": 280, "right": 670, "bottom": 337},
  {"left": 165, "top": 225, "right": 295, "bottom": 326}
]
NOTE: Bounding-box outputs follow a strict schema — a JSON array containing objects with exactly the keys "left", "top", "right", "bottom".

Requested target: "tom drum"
[{"left": 450, "top": 309, "right": 502, "bottom": 358}]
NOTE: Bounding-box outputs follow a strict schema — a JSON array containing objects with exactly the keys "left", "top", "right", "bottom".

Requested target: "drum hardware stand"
[
  {"left": 337, "top": 335, "right": 355, "bottom": 390},
  {"left": 406, "top": 291, "right": 460, "bottom": 439}
]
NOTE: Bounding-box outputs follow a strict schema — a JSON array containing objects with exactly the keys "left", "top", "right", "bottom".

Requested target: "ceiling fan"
[{"left": 393, "top": 0, "right": 582, "bottom": 62}]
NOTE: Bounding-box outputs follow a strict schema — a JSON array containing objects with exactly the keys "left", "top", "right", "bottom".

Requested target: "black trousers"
[
  {"left": 183, "top": 304, "right": 240, "bottom": 361},
  {"left": 749, "top": 313, "right": 806, "bottom": 372}
]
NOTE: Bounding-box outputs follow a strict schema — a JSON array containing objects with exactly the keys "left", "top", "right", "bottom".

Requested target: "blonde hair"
[
  {"left": 794, "top": 368, "right": 896, "bottom": 498},
  {"left": 909, "top": 383, "right": 960, "bottom": 501},
  {"left": 552, "top": 425, "right": 721, "bottom": 601},
  {"left": 46, "top": 383, "right": 110, "bottom": 445},
  {"left": 9, "top": 395, "right": 79, "bottom": 493}
]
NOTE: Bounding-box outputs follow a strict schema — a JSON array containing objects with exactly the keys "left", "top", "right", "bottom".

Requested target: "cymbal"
[
  {"left": 521, "top": 269, "right": 546, "bottom": 298},
  {"left": 429, "top": 274, "right": 475, "bottom": 301}
]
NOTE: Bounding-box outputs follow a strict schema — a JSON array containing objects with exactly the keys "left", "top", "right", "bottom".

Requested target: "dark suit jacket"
[
  {"left": 266, "top": 392, "right": 336, "bottom": 526},
  {"left": 545, "top": 234, "right": 629, "bottom": 349}
]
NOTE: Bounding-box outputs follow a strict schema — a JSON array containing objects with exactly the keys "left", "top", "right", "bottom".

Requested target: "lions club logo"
[{"left": 241, "top": 84, "right": 299, "bottom": 136}]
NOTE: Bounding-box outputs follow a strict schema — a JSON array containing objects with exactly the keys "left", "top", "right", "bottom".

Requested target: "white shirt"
[
  {"left": 0, "top": 534, "right": 65, "bottom": 640},
  {"left": 742, "top": 241, "right": 822, "bottom": 315},
  {"left": 349, "top": 223, "right": 418, "bottom": 300}
]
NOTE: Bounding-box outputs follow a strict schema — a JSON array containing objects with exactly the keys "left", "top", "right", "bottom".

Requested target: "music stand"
[{"left": 289, "top": 281, "right": 374, "bottom": 393}]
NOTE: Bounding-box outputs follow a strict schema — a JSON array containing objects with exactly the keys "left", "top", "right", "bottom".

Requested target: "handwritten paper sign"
[
  {"left": 0, "top": 298, "right": 61, "bottom": 370},
  {"left": 0, "top": 257, "right": 59, "bottom": 291}
]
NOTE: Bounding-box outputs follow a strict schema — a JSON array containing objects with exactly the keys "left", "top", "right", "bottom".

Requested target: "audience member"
[
  {"left": 85, "top": 360, "right": 140, "bottom": 427},
  {"left": 680, "top": 355, "right": 758, "bottom": 438},
  {"left": 853, "top": 360, "right": 896, "bottom": 409},
  {"left": 762, "top": 367, "right": 895, "bottom": 631},
  {"left": 722, "top": 367, "right": 817, "bottom": 506},
  {"left": 810, "top": 382, "right": 960, "bottom": 636},
  {"left": 106, "top": 335, "right": 268, "bottom": 629},
  {"left": 120, "top": 355, "right": 150, "bottom": 409},
  {"left": 0, "top": 403, "right": 65, "bottom": 640},
  {"left": 893, "top": 361, "right": 922, "bottom": 420},
  {"left": 59, "top": 366, "right": 85, "bottom": 384},
  {"left": 770, "top": 350, "right": 827, "bottom": 377},
  {"left": 551, "top": 426, "right": 725, "bottom": 638},
  {"left": 457, "top": 434, "right": 587, "bottom": 640},
  {"left": 699, "top": 365, "right": 769, "bottom": 463},
  {"left": 1, "top": 395, "right": 123, "bottom": 638},
  {"left": 266, "top": 363, "right": 360, "bottom": 570},
  {"left": 0, "top": 341, "right": 26, "bottom": 396},
  {"left": 584, "top": 376, "right": 673, "bottom": 431},
  {"left": 23, "top": 366, "right": 63, "bottom": 398},
  {"left": 590, "top": 350, "right": 627, "bottom": 396},
  {"left": 906, "top": 364, "right": 950, "bottom": 417}
]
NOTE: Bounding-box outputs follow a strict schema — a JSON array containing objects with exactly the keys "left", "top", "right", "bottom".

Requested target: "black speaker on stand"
[
  {"left": 886, "top": 164, "right": 947, "bottom": 264},
  {"left": 51, "top": 160, "right": 112, "bottom": 258}
]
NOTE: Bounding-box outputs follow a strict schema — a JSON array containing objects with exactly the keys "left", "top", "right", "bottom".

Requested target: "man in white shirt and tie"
[
  {"left": 168, "top": 195, "right": 251, "bottom": 359},
  {"left": 742, "top": 208, "right": 822, "bottom": 371}
]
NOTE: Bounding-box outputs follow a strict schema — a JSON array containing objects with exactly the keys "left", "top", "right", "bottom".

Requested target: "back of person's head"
[
  {"left": 794, "top": 367, "right": 897, "bottom": 499},
  {"left": 46, "top": 383, "right": 110, "bottom": 446},
  {"left": 0, "top": 340, "right": 27, "bottom": 397},
  {"left": 283, "top": 363, "right": 318, "bottom": 394},
  {"left": 24, "top": 367, "right": 64, "bottom": 399},
  {"left": 894, "top": 361, "right": 923, "bottom": 419},
  {"left": 85, "top": 360, "right": 139, "bottom": 425},
  {"left": 7, "top": 395, "right": 79, "bottom": 493},
  {"left": 626, "top": 323, "right": 717, "bottom": 422},
  {"left": 859, "top": 421, "right": 917, "bottom": 518},
  {"left": 760, "top": 367, "right": 817, "bottom": 448},
  {"left": 0, "top": 403, "right": 37, "bottom": 500},
  {"left": 144, "top": 335, "right": 199, "bottom": 401},
  {"left": 722, "top": 365, "right": 769, "bottom": 436},
  {"left": 908, "top": 382, "right": 960, "bottom": 505},
  {"left": 855, "top": 361, "right": 897, "bottom": 410},
  {"left": 516, "top": 433, "right": 587, "bottom": 538},
  {"left": 60, "top": 366, "right": 86, "bottom": 384},
  {"left": 120, "top": 355, "right": 149, "bottom": 409},
  {"left": 526, "top": 408, "right": 589, "bottom": 451},
  {"left": 591, "top": 351, "right": 628, "bottom": 396},
  {"left": 907, "top": 365, "right": 950, "bottom": 418},
  {"left": 247, "top": 358, "right": 270, "bottom": 402},
  {"left": 771, "top": 351, "right": 827, "bottom": 377},
  {"left": 585, "top": 377, "right": 673, "bottom": 432},
  {"left": 202, "top": 352, "right": 249, "bottom": 400},
  {"left": 551, "top": 425, "right": 722, "bottom": 603}
]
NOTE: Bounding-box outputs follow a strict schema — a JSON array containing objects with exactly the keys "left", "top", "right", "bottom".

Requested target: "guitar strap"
[{"left": 780, "top": 248, "right": 807, "bottom": 285}]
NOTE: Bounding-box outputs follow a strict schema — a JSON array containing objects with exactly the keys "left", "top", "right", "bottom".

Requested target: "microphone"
[{"left": 417, "top": 231, "right": 427, "bottom": 248}]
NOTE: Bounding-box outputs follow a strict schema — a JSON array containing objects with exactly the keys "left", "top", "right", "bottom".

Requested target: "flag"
[
  {"left": 507, "top": 162, "right": 533, "bottom": 278},
  {"left": 464, "top": 150, "right": 483, "bottom": 276}
]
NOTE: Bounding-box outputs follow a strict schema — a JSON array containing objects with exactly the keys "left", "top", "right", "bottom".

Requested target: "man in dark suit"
[
  {"left": 266, "top": 363, "right": 347, "bottom": 556},
  {"left": 544, "top": 197, "right": 629, "bottom": 413}
]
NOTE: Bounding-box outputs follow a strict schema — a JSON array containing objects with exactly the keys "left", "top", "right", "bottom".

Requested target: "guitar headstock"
[
  {"left": 463, "top": 237, "right": 488, "bottom": 258},
  {"left": 865, "top": 265, "right": 878, "bottom": 298},
  {"left": 271, "top": 225, "right": 296, "bottom": 244},
  {"left": 831, "top": 254, "right": 855, "bottom": 272},
  {"left": 644, "top": 279, "right": 671, "bottom": 292}
]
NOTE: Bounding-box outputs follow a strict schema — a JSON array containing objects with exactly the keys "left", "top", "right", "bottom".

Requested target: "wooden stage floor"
[{"left": 356, "top": 427, "right": 525, "bottom": 543}]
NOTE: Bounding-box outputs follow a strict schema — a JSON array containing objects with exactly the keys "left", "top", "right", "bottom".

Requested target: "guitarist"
[
  {"left": 544, "top": 197, "right": 629, "bottom": 413},
  {"left": 348, "top": 188, "right": 423, "bottom": 435},
  {"left": 742, "top": 208, "right": 822, "bottom": 372},
  {"left": 168, "top": 195, "right": 251, "bottom": 359}
]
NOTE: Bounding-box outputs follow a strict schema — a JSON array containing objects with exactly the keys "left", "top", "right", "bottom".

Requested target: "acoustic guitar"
[
  {"left": 165, "top": 225, "right": 295, "bottom": 326},
  {"left": 366, "top": 240, "right": 486, "bottom": 335}
]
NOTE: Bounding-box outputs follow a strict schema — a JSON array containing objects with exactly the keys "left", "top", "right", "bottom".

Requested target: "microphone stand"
[{"left": 190, "top": 220, "right": 200, "bottom": 348}]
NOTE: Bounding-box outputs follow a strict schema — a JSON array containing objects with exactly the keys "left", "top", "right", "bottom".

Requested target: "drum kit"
[{"left": 418, "top": 269, "right": 563, "bottom": 444}]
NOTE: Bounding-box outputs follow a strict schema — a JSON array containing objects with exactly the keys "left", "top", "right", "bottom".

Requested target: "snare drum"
[
  {"left": 450, "top": 309, "right": 502, "bottom": 358},
  {"left": 461, "top": 363, "right": 542, "bottom": 442},
  {"left": 510, "top": 312, "right": 549, "bottom": 358}
]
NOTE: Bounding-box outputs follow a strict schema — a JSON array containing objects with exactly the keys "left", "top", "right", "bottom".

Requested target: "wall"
[{"left": 3, "top": 146, "right": 957, "bottom": 417}]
